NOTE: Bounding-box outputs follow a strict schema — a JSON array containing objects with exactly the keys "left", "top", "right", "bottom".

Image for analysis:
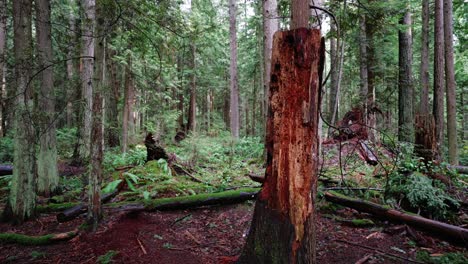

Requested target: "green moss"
[
  {"left": 350, "top": 219, "right": 375, "bottom": 227},
  {"left": 145, "top": 187, "right": 260, "bottom": 209},
  {"left": 0, "top": 233, "right": 54, "bottom": 245},
  {"left": 97, "top": 250, "right": 119, "bottom": 264}
]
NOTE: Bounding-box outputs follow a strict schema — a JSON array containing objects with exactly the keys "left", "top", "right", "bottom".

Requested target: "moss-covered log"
[
  {"left": 238, "top": 28, "right": 324, "bottom": 264},
  {"left": 324, "top": 191, "right": 468, "bottom": 245},
  {"left": 0, "top": 229, "right": 78, "bottom": 245},
  {"left": 112, "top": 188, "right": 260, "bottom": 212},
  {"left": 37, "top": 202, "right": 80, "bottom": 213}
]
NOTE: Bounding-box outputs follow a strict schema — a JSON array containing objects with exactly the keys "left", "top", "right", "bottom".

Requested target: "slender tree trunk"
[
  {"left": 177, "top": 55, "right": 184, "bottom": 131},
  {"left": 79, "top": 0, "right": 95, "bottom": 161},
  {"left": 229, "top": 0, "right": 239, "bottom": 138},
  {"left": 328, "top": 24, "right": 338, "bottom": 124},
  {"left": 433, "top": 0, "right": 445, "bottom": 159},
  {"left": 187, "top": 43, "right": 197, "bottom": 132},
  {"left": 0, "top": 0, "right": 6, "bottom": 137},
  {"left": 35, "top": 0, "right": 59, "bottom": 196},
  {"left": 105, "top": 49, "right": 120, "bottom": 147},
  {"left": 444, "top": 0, "right": 458, "bottom": 165},
  {"left": 263, "top": 0, "right": 278, "bottom": 135},
  {"left": 7, "top": 0, "right": 36, "bottom": 223},
  {"left": 122, "top": 54, "right": 134, "bottom": 153},
  {"left": 359, "top": 14, "right": 368, "bottom": 118},
  {"left": 419, "top": 0, "right": 430, "bottom": 114},
  {"left": 398, "top": 6, "right": 414, "bottom": 143},
  {"left": 366, "top": 12, "right": 378, "bottom": 143},
  {"left": 88, "top": 0, "right": 105, "bottom": 231},
  {"left": 238, "top": 28, "right": 323, "bottom": 264},
  {"left": 66, "top": 0, "right": 76, "bottom": 128}
]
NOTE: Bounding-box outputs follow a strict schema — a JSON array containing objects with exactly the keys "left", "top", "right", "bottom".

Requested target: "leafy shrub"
[
  {"left": 56, "top": 128, "right": 78, "bottom": 159},
  {"left": 103, "top": 145, "right": 146, "bottom": 171},
  {"left": 416, "top": 251, "right": 468, "bottom": 264}
]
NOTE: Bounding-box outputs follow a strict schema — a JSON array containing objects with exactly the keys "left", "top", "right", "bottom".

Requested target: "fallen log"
[
  {"left": 324, "top": 191, "right": 468, "bottom": 246},
  {"left": 0, "top": 229, "right": 78, "bottom": 245},
  {"left": 57, "top": 189, "right": 119, "bottom": 222},
  {"left": 110, "top": 188, "right": 260, "bottom": 213},
  {"left": 0, "top": 165, "right": 13, "bottom": 176},
  {"left": 357, "top": 140, "right": 378, "bottom": 166},
  {"left": 447, "top": 165, "right": 468, "bottom": 175}
]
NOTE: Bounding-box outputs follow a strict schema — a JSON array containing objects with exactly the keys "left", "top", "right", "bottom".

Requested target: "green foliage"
[
  {"left": 103, "top": 146, "right": 147, "bottom": 171},
  {"left": 416, "top": 251, "right": 468, "bottom": 264},
  {"left": 97, "top": 250, "right": 119, "bottom": 264},
  {"left": 56, "top": 128, "right": 77, "bottom": 159},
  {"left": 0, "top": 135, "right": 13, "bottom": 163}
]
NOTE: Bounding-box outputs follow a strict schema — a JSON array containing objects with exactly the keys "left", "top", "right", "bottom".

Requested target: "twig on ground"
[{"left": 137, "top": 237, "right": 147, "bottom": 255}]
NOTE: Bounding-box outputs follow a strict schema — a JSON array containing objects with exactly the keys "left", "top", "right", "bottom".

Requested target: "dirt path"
[{"left": 0, "top": 203, "right": 465, "bottom": 263}]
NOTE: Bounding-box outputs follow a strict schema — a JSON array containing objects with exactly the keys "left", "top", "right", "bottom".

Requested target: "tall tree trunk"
[
  {"left": 291, "top": 0, "right": 309, "bottom": 29},
  {"left": 7, "top": 0, "right": 36, "bottom": 223},
  {"left": 105, "top": 49, "right": 120, "bottom": 148},
  {"left": 328, "top": 24, "right": 338, "bottom": 124},
  {"left": 398, "top": 6, "right": 414, "bottom": 143},
  {"left": 238, "top": 28, "right": 323, "bottom": 264},
  {"left": 66, "top": 0, "right": 76, "bottom": 128},
  {"left": 443, "top": 0, "right": 458, "bottom": 165},
  {"left": 88, "top": 0, "right": 104, "bottom": 231},
  {"left": 35, "top": 0, "right": 59, "bottom": 196},
  {"left": 419, "top": 0, "right": 430, "bottom": 114},
  {"left": 122, "top": 54, "right": 134, "bottom": 153},
  {"left": 187, "top": 43, "right": 197, "bottom": 132},
  {"left": 79, "top": 0, "right": 96, "bottom": 161},
  {"left": 0, "top": 0, "right": 6, "bottom": 137},
  {"left": 177, "top": 55, "right": 184, "bottom": 131},
  {"left": 263, "top": 0, "right": 278, "bottom": 136},
  {"left": 433, "top": 0, "right": 445, "bottom": 160},
  {"left": 359, "top": 14, "right": 368, "bottom": 119},
  {"left": 229, "top": 0, "right": 239, "bottom": 138},
  {"left": 366, "top": 12, "right": 378, "bottom": 143}
]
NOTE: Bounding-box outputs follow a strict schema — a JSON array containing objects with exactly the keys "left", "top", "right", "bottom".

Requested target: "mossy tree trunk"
[
  {"left": 8, "top": 0, "right": 36, "bottom": 223},
  {"left": 0, "top": 0, "right": 6, "bottom": 137},
  {"left": 35, "top": 0, "right": 59, "bottom": 197},
  {"left": 238, "top": 28, "right": 323, "bottom": 264}
]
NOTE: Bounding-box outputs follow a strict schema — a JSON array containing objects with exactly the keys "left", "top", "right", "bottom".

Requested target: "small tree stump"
[{"left": 144, "top": 133, "right": 168, "bottom": 162}]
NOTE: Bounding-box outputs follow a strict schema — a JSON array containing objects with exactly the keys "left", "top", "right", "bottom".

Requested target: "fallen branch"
[
  {"left": 325, "top": 192, "right": 468, "bottom": 245},
  {"left": 0, "top": 165, "right": 13, "bottom": 176},
  {"left": 447, "top": 165, "right": 468, "bottom": 175},
  {"left": 322, "top": 187, "right": 383, "bottom": 192},
  {"left": 57, "top": 189, "right": 119, "bottom": 223},
  {"left": 111, "top": 188, "right": 260, "bottom": 213},
  {"left": 0, "top": 229, "right": 78, "bottom": 245},
  {"left": 357, "top": 140, "right": 378, "bottom": 166}
]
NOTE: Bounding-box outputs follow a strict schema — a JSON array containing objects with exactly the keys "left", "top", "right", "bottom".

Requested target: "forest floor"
[
  {"left": 0, "top": 201, "right": 465, "bottom": 264},
  {"left": 0, "top": 135, "right": 466, "bottom": 263}
]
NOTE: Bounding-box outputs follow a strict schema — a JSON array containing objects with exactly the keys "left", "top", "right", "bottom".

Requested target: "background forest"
[{"left": 0, "top": 0, "right": 466, "bottom": 263}]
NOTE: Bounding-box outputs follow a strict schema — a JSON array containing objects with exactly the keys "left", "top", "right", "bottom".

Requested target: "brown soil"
[{"left": 0, "top": 202, "right": 465, "bottom": 264}]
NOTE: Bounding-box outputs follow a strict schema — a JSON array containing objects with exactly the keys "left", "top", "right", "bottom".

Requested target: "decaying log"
[
  {"left": 0, "top": 165, "right": 13, "bottom": 176},
  {"left": 331, "top": 108, "right": 368, "bottom": 142},
  {"left": 0, "top": 229, "right": 78, "bottom": 245},
  {"left": 324, "top": 191, "right": 468, "bottom": 245},
  {"left": 357, "top": 140, "right": 378, "bottom": 166},
  {"left": 111, "top": 188, "right": 260, "bottom": 212},
  {"left": 447, "top": 165, "right": 468, "bottom": 175},
  {"left": 145, "top": 132, "right": 168, "bottom": 162},
  {"left": 57, "top": 189, "right": 119, "bottom": 222}
]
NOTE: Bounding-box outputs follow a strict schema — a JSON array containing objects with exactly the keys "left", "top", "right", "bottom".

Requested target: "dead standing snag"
[{"left": 238, "top": 28, "right": 324, "bottom": 264}]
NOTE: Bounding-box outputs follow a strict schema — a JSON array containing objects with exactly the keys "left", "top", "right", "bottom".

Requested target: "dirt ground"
[{"left": 0, "top": 201, "right": 465, "bottom": 264}]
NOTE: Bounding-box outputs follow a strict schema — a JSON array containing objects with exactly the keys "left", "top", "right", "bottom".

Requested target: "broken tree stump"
[
  {"left": 324, "top": 191, "right": 468, "bottom": 246},
  {"left": 144, "top": 132, "right": 168, "bottom": 162},
  {"left": 238, "top": 28, "right": 324, "bottom": 263}
]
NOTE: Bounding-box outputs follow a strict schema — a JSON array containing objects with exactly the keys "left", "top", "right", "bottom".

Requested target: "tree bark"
[
  {"left": 414, "top": 114, "right": 437, "bottom": 163},
  {"left": 8, "top": 0, "right": 36, "bottom": 223},
  {"left": 324, "top": 192, "right": 468, "bottom": 245},
  {"left": 0, "top": 0, "right": 6, "bottom": 137},
  {"left": 359, "top": 14, "right": 368, "bottom": 122},
  {"left": 398, "top": 6, "right": 414, "bottom": 143},
  {"left": 419, "top": 0, "right": 430, "bottom": 114},
  {"left": 35, "top": 0, "right": 59, "bottom": 198},
  {"left": 187, "top": 43, "right": 197, "bottom": 133},
  {"left": 238, "top": 28, "right": 323, "bottom": 264},
  {"left": 291, "top": 0, "right": 309, "bottom": 29},
  {"left": 105, "top": 49, "right": 120, "bottom": 148},
  {"left": 122, "top": 54, "right": 134, "bottom": 153},
  {"left": 329, "top": 24, "right": 338, "bottom": 124},
  {"left": 433, "top": 0, "right": 445, "bottom": 160},
  {"left": 66, "top": 0, "right": 77, "bottom": 128},
  {"left": 78, "top": 0, "right": 96, "bottom": 162},
  {"left": 443, "top": 0, "right": 458, "bottom": 165},
  {"left": 365, "top": 10, "right": 378, "bottom": 143},
  {"left": 88, "top": 0, "right": 103, "bottom": 231},
  {"left": 263, "top": 0, "right": 278, "bottom": 137},
  {"left": 229, "top": 0, "right": 239, "bottom": 138}
]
